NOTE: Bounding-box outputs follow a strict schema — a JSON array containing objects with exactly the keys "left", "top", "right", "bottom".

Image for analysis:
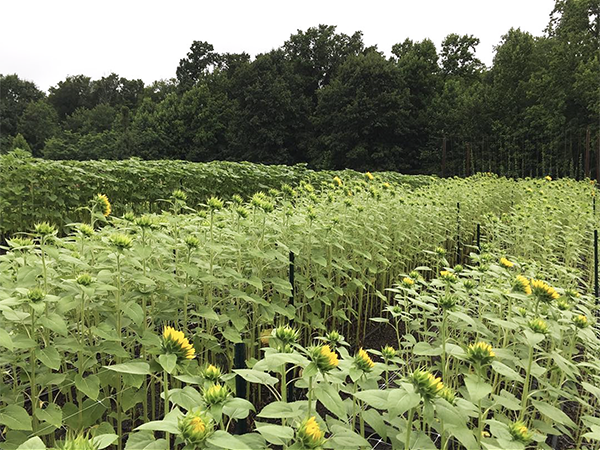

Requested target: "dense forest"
[{"left": 1, "top": 0, "right": 598, "bottom": 177}]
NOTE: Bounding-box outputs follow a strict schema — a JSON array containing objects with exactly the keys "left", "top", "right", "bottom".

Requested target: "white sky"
[{"left": 1, "top": 0, "right": 556, "bottom": 92}]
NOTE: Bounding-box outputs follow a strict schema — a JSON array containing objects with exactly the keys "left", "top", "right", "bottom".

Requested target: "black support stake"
[
  {"left": 289, "top": 251, "right": 295, "bottom": 305},
  {"left": 456, "top": 202, "right": 461, "bottom": 265},
  {"left": 234, "top": 342, "right": 247, "bottom": 434},
  {"left": 595, "top": 230, "right": 599, "bottom": 311},
  {"left": 287, "top": 251, "right": 295, "bottom": 402},
  {"left": 476, "top": 223, "right": 481, "bottom": 253}
]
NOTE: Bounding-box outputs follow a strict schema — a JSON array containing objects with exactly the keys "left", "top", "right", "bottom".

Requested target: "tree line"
[{"left": 1, "top": 0, "right": 598, "bottom": 177}]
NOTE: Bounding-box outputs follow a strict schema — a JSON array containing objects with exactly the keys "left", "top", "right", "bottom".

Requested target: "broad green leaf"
[
  {"left": 207, "top": 430, "right": 252, "bottom": 449},
  {"left": 38, "top": 346, "right": 62, "bottom": 370},
  {"left": 75, "top": 374, "right": 100, "bottom": 400},
  {"left": 16, "top": 437, "right": 46, "bottom": 449},
  {"left": 465, "top": 375, "right": 492, "bottom": 403},
  {"left": 223, "top": 397, "right": 254, "bottom": 419},
  {"left": 233, "top": 369, "right": 278, "bottom": 386},
  {"left": 492, "top": 361, "right": 524, "bottom": 383},
  {"left": 315, "top": 382, "right": 346, "bottom": 420},
  {"left": 158, "top": 354, "right": 177, "bottom": 374},
  {"left": 0, "top": 405, "right": 32, "bottom": 431},
  {"left": 92, "top": 434, "right": 119, "bottom": 449},
  {"left": 531, "top": 400, "right": 576, "bottom": 428},
  {"left": 38, "top": 313, "right": 68, "bottom": 336},
  {"left": 0, "top": 328, "right": 14, "bottom": 351},
  {"left": 105, "top": 361, "right": 151, "bottom": 375},
  {"left": 124, "top": 431, "right": 167, "bottom": 450},
  {"left": 34, "top": 403, "right": 62, "bottom": 428},
  {"left": 353, "top": 390, "right": 390, "bottom": 410},
  {"left": 135, "top": 408, "right": 182, "bottom": 434},
  {"left": 257, "top": 401, "right": 303, "bottom": 419},
  {"left": 254, "top": 423, "right": 294, "bottom": 445},
  {"left": 168, "top": 386, "right": 204, "bottom": 412}
]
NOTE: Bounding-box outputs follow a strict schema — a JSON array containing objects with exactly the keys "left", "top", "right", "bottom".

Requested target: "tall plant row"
[{"left": 0, "top": 173, "right": 598, "bottom": 449}]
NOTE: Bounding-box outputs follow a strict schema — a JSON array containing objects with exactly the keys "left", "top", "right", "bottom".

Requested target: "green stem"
[
  {"left": 164, "top": 370, "right": 170, "bottom": 444},
  {"left": 405, "top": 407, "right": 415, "bottom": 450},
  {"left": 116, "top": 253, "right": 123, "bottom": 450},
  {"left": 307, "top": 376, "right": 314, "bottom": 418},
  {"left": 30, "top": 306, "right": 38, "bottom": 433},
  {"left": 519, "top": 345, "right": 534, "bottom": 422}
]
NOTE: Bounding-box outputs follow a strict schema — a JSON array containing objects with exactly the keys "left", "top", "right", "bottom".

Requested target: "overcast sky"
[{"left": 1, "top": 0, "right": 556, "bottom": 92}]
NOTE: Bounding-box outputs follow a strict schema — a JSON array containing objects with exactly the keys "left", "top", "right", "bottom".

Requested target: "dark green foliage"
[
  {"left": 0, "top": 151, "right": 430, "bottom": 237},
  {"left": 2, "top": 2, "right": 598, "bottom": 175}
]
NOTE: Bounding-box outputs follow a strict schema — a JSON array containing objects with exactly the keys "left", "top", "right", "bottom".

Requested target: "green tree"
[
  {"left": 0, "top": 74, "right": 44, "bottom": 150},
  {"left": 11, "top": 133, "right": 31, "bottom": 153},
  {"left": 440, "top": 34, "right": 484, "bottom": 80},
  {"left": 17, "top": 100, "right": 60, "bottom": 155},
  {"left": 392, "top": 39, "right": 442, "bottom": 172},
  {"left": 228, "top": 50, "right": 311, "bottom": 164},
  {"left": 65, "top": 103, "right": 117, "bottom": 134},
  {"left": 48, "top": 75, "right": 93, "bottom": 119},
  {"left": 176, "top": 41, "right": 221, "bottom": 90},
  {"left": 314, "top": 51, "right": 409, "bottom": 170}
]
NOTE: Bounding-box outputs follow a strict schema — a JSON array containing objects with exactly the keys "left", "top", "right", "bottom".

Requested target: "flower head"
[
  {"left": 76, "top": 223, "right": 95, "bottom": 237},
  {"left": 184, "top": 235, "right": 200, "bottom": 249},
  {"left": 401, "top": 277, "right": 415, "bottom": 288},
  {"left": 179, "top": 410, "right": 214, "bottom": 446},
  {"left": 528, "top": 318, "right": 549, "bottom": 335},
  {"left": 296, "top": 417, "right": 325, "bottom": 449},
  {"left": 333, "top": 176, "right": 342, "bottom": 187},
  {"left": 509, "top": 421, "right": 532, "bottom": 443},
  {"left": 500, "top": 257, "right": 514, "bottom": 268},
  {"left": 467, "top": 342, "right": 495, "bottom": 365},
  {"left": 162, "top": 326, "right": 195, "bottom": 362},
  {"left": 27, "top": 287, "right": 45, "bottom": 303},
  {"left": 201, "top": 364, "right": 222, "bottom": 382},
  {"left": 530, "top": 279, "right": 560, "bottom": 303},
  {"left": 8, "top": 237, "right": 34, "bottom": 249},
  {"left": 545, "top": 175, "right": 552, "bottom": 181},
  {"left": 438, "top": 386, "right": 456, "bottom": 404},
  {"left": 354, "top": 348, "right": 375, "bottom": 372},
  {"left": 323, "top": 330, "right": 345, "bottom": 349},
  {"left": 96, "top": 194, "right": 111, "bottom": 217},
  {"left": 512, "top": 275, "right": 532, "bottom": 295},
  {"left": 556, "top": 298, "right": 571, "bottom": 311},
  {"left": 172, "top": 189, "right": 188, "bottom": 202},
  {"left": 411, "top": 369, "right": 444, "bottom": 401},
  {"left": 272, "top": 325, "right": 299, "bottom": 352},
  {"left": 381, "top": 345, "right": 396, "bottom": 361},
  {"left": 207, "top": 196, "right": 223, "bottom": 211},
  {"left": 34, "top": 221, "right": 57, "bottom": 236},
  {"left": 203, "top": 383, "right": 230, "bottom": 406},
  {"left": 76, "top": 273, "right": 94, "bottom": 287},
  {"left": 58, "top": 432, "right": 98, "bottom": 450},
  {"left": 109, "top": 233, "right": 133, "bottom": 251},
  {"left": 281, "top": 184, "right": 296, "bottom": 197},
  {"left": 439, "top": 270, "right": 457, "bottom": 284},
  {"left": 365, "top": 172, "right": 374, "bottom": 181},
  {"left": 439, "top": 295, "right": 457, "bottom": 310},
  {"left": 573, "top": 315, "right": 589, "bottom": 329},
  {"left": 311, "top": 344, "right": 339, "bottom": 372},
  {"left": 135, "top": 215, "right": 154, "bottom": 229}
]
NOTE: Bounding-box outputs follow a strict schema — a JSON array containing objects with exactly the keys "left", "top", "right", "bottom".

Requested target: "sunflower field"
[{"left": 0, "top": 170, "right": 598, "bottom": 450}]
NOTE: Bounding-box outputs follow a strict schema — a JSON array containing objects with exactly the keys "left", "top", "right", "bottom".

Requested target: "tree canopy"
[{"left": 1, "top": 1, "right": 598, "bottom": 178}]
